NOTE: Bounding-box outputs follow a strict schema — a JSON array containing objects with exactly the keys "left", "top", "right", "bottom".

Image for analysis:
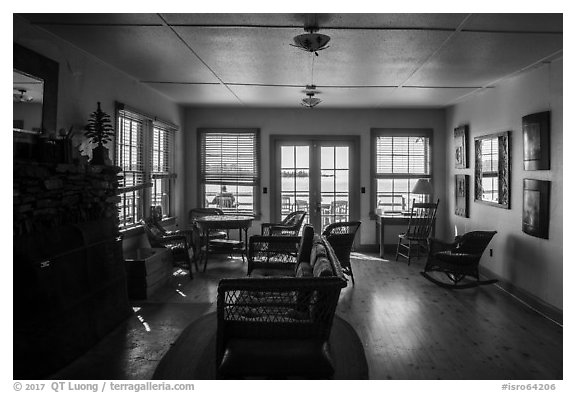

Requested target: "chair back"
[
  {"left": 188, "top": 208, "right": 224, "bottom": 224},
  {"left": 322, "top": 221, "right": 361, "bottom": 269},
  {"left": 456, "top": 231, "right": 497, "bottom": 255},
  {"left": 405, "top": 198, "right": 439, "bottom": 239},
  {"left": 141, "top": 219, "right": 165, "bottom": 248}
]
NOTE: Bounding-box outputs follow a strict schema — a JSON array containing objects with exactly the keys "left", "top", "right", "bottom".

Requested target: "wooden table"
[
  {"left": 375, "top": 214, "right": 411, "bottom": 258},
  {"left": 194, "top": 215, "right": 254, "bottom": 271}
]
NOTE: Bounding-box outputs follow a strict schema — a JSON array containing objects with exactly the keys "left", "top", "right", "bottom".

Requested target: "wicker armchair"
[
  {"left": 216, "top": 233, "right": 347, "bottom": 379},
  {"left": 141, "top": 218, "right": 197, "bottom": 277},
  {"left": 248, "top": 224, "right": 315, "bottom": 277},
  {"left": 260, "top": 211, "right": 307, "bottom": 236},
  {"left": 322, "top": 221, "right": 361, "bottom": 285},
  {"left": 421, "top": 231, "right": 497, "bottom": 289}
]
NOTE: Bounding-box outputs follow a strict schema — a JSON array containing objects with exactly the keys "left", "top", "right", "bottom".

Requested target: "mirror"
[
  {"left": 474, "top": 131, "right": 510, "bottom": 208},
  {"left": 13, "top": 43, "right": 59, "bottom": 135},
  {"left": 13, "top": 70, "right": 44, "bottom": 133}
]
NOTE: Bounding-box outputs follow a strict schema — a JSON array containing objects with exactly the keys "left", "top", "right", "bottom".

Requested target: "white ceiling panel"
[
  {"left": 176, "top": 27, "right": 452, "bottom": 86},
  {"left": 407, "top": 31, "right": 563, "bottom": 87},
  {"left": 163, "top": 13, "right": 468, "bottom": 30},
  {"left": 143, "top": 83, "right": 239, "bottom": 106},
  {"left": 379, "top": 87, "right": 479, "bottom": 107},
  {"left": 463, "top": 13, "right": 562, "bottom": 33},
  {"left": 17, "top": 13, "right": 563, "bottom": 108},
  {"left": 174, "top": 26, "right": 311, "bottom": 85},
  {"left": 38, "top": 25, "right": 219, "bottom": 83},
  {"left": 20, "top": 13, "right": 164, "bottom": 25}
]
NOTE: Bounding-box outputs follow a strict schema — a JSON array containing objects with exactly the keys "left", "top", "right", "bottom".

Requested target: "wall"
[
  {"left": 183, "top": 107, "right": 447, "bottom": 246},
  {"left": 14, "top": 16, "right": 186, "bottom": 251},
  {"left": 446, "top": 60, "right": 563, "bottom": 310}
]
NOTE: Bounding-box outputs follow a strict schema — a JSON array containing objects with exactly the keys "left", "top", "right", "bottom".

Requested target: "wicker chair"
[
  {"left": 421, "top": 231, "right": 497, "bottom": 289},
  {"left": 141, "top": 218, "right": 196, "bottom": 277},
  {"left": 216, "top": 233, "right": 347, "bottom": 378},
  {"left": 322, "top": 221, "right": 361, "bottom": 285},
  {"left": 260, "top": 211, "right": 307, "bottom": 236},
  {"left": 396, "top": 198, "right": 439, "bottom": 265}
]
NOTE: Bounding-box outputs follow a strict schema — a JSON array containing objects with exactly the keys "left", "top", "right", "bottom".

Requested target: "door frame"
[{"left": 269, "top": 134, "right": 361, "bottom": 228}]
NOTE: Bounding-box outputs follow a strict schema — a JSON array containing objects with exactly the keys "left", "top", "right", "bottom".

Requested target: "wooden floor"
[{"left": 53, "top": 252, "right": 563, "bottom": 380}]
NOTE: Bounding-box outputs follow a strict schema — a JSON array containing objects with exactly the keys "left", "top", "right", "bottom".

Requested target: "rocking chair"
[
  {"left": 421, "top": 231, "right": 498, "bottom": 289},
  {"left": 396, "top": 198, "right": 439, "bottom": 265}
]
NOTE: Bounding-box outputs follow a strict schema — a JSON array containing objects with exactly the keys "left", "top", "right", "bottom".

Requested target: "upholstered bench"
[{"left": 216, "top": 224, "right": 347, "bottom": 378}]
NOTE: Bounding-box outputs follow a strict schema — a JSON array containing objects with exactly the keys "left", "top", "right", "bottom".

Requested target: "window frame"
[
  {"left": 197, "top": 128, "right": 261, "bottom": 218},
  {"left": 370, "top": 128, "right": 433, "bottom": 219},
  {"left": 115, "top": 103, "right": 177, "bottom": 232}
]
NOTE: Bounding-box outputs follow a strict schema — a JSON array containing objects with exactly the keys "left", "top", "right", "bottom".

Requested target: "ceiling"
[{"left": 17, "top": 13, "right": 563, "bottom": 108}]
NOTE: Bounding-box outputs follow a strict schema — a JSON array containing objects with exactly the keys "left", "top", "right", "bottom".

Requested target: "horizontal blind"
[
  {"left": 200, "top": 130, "right": 260, "bottom": 186},
  {"left": 116, "top": 109, "right": 146, "bottom": 182},
  {"left": 152, "top": 122, "right": 175, "bottom": 174},
  {"left": 376, "top": 136, "right": 430, "bottom": 175}
]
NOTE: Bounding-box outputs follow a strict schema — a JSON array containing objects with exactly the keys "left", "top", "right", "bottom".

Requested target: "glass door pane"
[
  {"left": 320, "top": 145, "right": 350, "bottom": 228},
  {"left": 280, "top": 145, "right": 310, "bottom": 224}
]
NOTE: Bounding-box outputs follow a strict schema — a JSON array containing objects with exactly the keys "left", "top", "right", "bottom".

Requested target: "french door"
[{"left": 271, "top": 136, "right": 359, "bottom": 233}]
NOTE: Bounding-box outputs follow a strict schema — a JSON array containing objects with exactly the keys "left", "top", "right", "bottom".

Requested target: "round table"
[{"left": 194, "top": 215, "right": 254, "bottom": 271}]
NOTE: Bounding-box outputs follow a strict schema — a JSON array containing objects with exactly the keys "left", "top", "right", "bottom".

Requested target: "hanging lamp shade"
[{"left": 292, "top": 32, "right": 331, "bottom": 53}]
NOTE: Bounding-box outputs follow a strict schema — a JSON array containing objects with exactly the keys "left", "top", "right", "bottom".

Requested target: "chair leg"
[{"left": 395, "top": 238, "right": 401, "bottom": 261}]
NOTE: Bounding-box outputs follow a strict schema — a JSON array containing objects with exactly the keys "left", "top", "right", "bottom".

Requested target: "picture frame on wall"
[
  {"left": 455, "top": 174, "right": 469, "bottom": 217},
  {"left": 522, "top": 111, "right": 550, "bottom": 170},
  {"left": 454, "top": 125, "right": 468, "bottom": 169},
  {"left": 522, "top": 179, "right": 551, "bottom": 239}
]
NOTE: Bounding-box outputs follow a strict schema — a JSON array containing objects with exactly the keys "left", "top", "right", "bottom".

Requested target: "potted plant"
[{"left": 84, "top": 102, "right": 114, "bottom": 165}]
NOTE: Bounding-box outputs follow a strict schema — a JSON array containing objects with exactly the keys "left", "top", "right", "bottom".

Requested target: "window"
[
  {"left": 199, "top": 129, "right": 260, "bottom": 215},
  {"left": 116, "top": 104, "right": 177, "bottom": 229},
  {"left": 371, "top": 129, "right": 432, "bottom": 214}
]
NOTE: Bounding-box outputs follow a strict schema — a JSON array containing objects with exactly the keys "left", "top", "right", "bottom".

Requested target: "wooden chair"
[
  {"left": 421, "top": 231, "right": 498, "bottom": 289},
  {"left": 260, "top": 211, "right": 307, "bottom": 236},
  {"left": 141, "top": 218, "right": 197, "bottom": 277},
  {"left": 395, "top": 198, "right": 439, "bottom": 265},
  {"left": 322, "top": 221, "right": 361, "bottom": 285},
  {"left": 150, "top": 206, "right": 194, "bottom": 245}
]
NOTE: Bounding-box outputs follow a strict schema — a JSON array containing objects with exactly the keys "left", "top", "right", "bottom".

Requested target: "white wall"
[
  {"left": 446, "top": 60, "right": 563, "bottom": 310},
  {"left": 14, "top": 16, "right": 186, "bottom": 251},
  {"left": 183, "top": 107, "right": 447, "bottom": 246}
]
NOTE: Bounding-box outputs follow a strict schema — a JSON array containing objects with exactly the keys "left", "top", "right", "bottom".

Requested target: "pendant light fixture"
[{"left": 301, "top": 85, "right": 321, "bottom": 108}]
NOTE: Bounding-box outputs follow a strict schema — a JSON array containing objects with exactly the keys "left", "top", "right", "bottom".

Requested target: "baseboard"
[
  {"left": 354, "top": 244, "right": 379, "bottom": 253},
  {"left": 479, "top": 266, "right": 563, "bottom": 326}
]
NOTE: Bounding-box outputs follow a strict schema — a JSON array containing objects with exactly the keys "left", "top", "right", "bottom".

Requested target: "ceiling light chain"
[{"left": 293, "top": 19, "right": 330, "bottom": 108}]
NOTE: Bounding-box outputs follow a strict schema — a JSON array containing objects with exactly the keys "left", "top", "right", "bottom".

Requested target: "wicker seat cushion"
[{"left": 218, "top": 338, "right": 334, "bottom": 378}]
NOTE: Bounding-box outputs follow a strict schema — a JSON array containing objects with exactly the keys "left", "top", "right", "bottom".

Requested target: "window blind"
[
  {"left": 200, "top": 131, "right": 260, "bottom": 186},
  {"left": 376, "top": 136, "right": 430, "bottom": 176}
]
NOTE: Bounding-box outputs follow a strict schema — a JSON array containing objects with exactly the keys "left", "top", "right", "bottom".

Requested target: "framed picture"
[
  {"left": 522, "top": 179, "right": 550, "bottom": 239},
  {"left": 522, "top": 111, "right": 550, "bottom": 170},
  {"left": 454, "top": 125, "right": 468, "bottom": 169},
  {"left": 455, "top": 175, "right": 469, "bottom": 217}
]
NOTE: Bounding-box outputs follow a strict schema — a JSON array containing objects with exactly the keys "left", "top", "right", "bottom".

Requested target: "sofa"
[{"left": 216, "top": 224, "right": 347, "bottom": 378}]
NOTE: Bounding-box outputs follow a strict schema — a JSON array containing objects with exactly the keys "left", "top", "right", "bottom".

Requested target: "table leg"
[
  {"left": 378, "top": 217, "right": 385, "bottom": 258},
  {"left": 203, "top": 228, "right": 209, "bottom": 272}
]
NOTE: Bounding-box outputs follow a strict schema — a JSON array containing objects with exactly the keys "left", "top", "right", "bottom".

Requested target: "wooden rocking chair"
[{"left": 396, "top": 198, "right": 439, "bottom": 265}]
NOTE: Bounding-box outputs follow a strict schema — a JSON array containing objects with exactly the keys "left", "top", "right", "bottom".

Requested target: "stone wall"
[
  {"left": 13, "top": 161, "right": 122, "bottom": 236},
  {"left": 13, "top": 161, "right": 131, "bottom": 379}
]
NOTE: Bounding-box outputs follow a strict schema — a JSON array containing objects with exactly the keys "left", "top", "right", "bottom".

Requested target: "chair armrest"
[{"left": 158, "top": 234, "right": 190, "bottom": 249}]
